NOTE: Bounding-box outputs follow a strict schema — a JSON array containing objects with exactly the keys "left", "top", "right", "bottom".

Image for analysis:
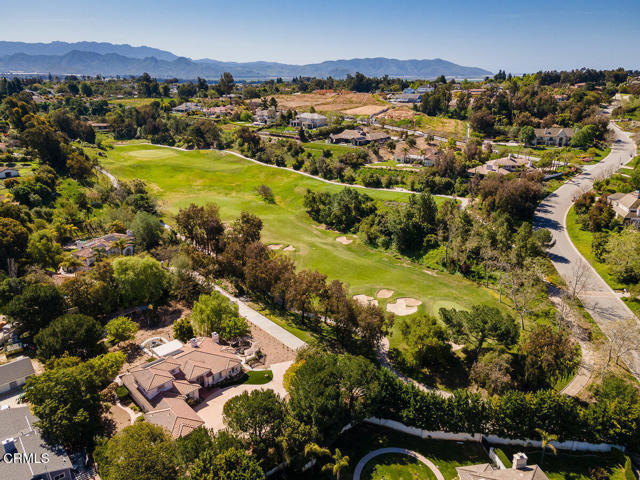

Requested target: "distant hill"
[
  {"left": 0, "top": 41, "right": 178, "bottom": 61},
  {"left": 0, "top": 41, "right": 492, "bottom": 79}
]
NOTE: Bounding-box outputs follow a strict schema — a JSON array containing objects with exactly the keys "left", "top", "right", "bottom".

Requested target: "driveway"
[
  {"left": 533, "top": 120, "right": 639, "bottom": 379},
  {"left": 194, "top": 360, "right": 292, "bottom": 431},
  {"left": 0, "top": 389, "right": 24, "bottom": 409}
]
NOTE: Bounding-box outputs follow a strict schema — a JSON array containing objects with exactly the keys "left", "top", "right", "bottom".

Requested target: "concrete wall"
[{"left": 363, "top": 418, "right": 624, "bottom": 453}]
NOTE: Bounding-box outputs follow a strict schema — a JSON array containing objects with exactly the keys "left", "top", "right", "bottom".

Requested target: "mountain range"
[{"left": 0, "top": 41, "right": 492, "bottom": 79}]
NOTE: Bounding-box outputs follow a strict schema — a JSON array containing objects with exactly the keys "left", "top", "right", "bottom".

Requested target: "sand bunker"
[
  {"left": 376, "top": 289, "right": 394, "bottom": 299},
  {"left": 283, "top": 245, "right": 296, "bottom": 251},
  {"left": 268, "top": 244, "right": 283, "bottom": 250},
  {"left": 336, "top": 236, "right": 353, "bottom": 245},
  {"left": 386, "top": 297, "right": 423, "bottom": 316},
  {"left": 353, "top": 294, "right": 379, "bottom": 307}
]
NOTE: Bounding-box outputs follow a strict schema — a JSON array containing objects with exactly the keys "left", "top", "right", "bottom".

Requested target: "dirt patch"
[
  {"left": 423, "top": 269, "right": 438, "bottom": 276},
  {"left": 247, "top": 323, "right": 296, "bottom": 367},
  {"left": 342, "top": 105, "right": 389, "bottom": 116},
  {"left": 376, "top": 289, "right": 394, "bottom": 299},
  {"left": 273, "top": 92, "right": 385, "bottom": 113},
  {"left": 268, "top": 244, "right": 284, "bottom": 250},
  {"left": 283, "top": 245, "right": 296, "bottom": 251},
  {"left": 353, "top": 294, "right": 379, "bottom": 307},
  {"left": 336, "top": 236, "right": 353, "bottom": 245},
  {"left": 107, "top": 404, "right": 132, "bottom": 433},
  {"left": 386, "top": 297, "right": 422, "bottom": 316}
]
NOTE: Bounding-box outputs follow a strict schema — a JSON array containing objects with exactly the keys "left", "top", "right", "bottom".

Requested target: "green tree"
[
  {"left": 217, "top": 72, "right": 235, "bottom": 96},
  {"left": 173, "top": 316, "right": 195, "bottom": 342},
  {"left": 223, "top": 389, "right": 287, "bottom": 453},
  {"left": 94, "top": 422, "right": 177, "bottom": 480},
  {"left": 34, "top": 314, "right": 104, "bottom": 361},
  {"left": 190, "top": 447, "right": 263, "bottom": 480},
  {"left": 518, "top": 125, "right": 535, "bottom": 145},
  {"left": 4, "top": 283, "right": 65, "bottom": 335},
  {"left": 398, "top": 315, "right": 451, "bottom": 368},
  {"left": 190, "top": 292, "right": 249, "bottom": 340},
  {"left": 606, "top": 227, "right": 640, "bottom": 283},
  {"left": 112, "top": 255, "right": 168, "bottom": 306},
  {"left": 105, "top": 316, "right": 138, "bottom": 346},
  {"left": 570, "top": 124, "right": 597, "bottom": 148},
  {"left": 26, "top": 229, "right": 63, "bottom": 269},
  {"left": 130, "top": 211, "right": 163, "bottom": 250},
  {"left": 0, "top": 216, "right": 29, "bottom": 271},
  {"left": 23, "top": 353, "right": 124, "bottom": 449},
  {"left": 322, "top": 449, "right": 350, "bottom": 480},
  {"left": 440, "top": 305, "right": 519, "bottom": 356}
]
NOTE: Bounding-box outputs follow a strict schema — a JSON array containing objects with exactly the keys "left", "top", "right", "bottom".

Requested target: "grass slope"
[{"left": 102, "top": 144, "right": 499, "bottom": 316}]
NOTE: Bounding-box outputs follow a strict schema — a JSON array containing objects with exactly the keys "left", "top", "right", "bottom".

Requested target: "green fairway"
[{"left": 102, "top": 144, "right": 500, "bottom": 316}]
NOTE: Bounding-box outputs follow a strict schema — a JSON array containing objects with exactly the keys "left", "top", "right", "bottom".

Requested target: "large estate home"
[
  {"left": 457, "top": 453, "right": 548, "bottom": 480},
  {"left": 607, "top": 190, "right": 640, "bottom": 225},
  {"left": 121, "top": 336, "right": 243, "bottom": 438},
  {"left": 253, "top": 107, "right": 281, "bottom": 125},
  {"left": 532, "top": 127, "right": 575, "bottom": 146},
  {"left": 172, "top": 102, "right": 201, "bottom": 114},
  {"left": 467, "top": 154, "right": 535, "bottom": 176},
  {"left": 290, "top": 112, "right": 328, "bottom": 129},
  {"left": 68, "top": 232, "right": 135, "bottom": 269},
  {"left": 329, "top": 128, "right": 390, "bottom": 146},
  {"left": 391, "top": 93, "right": 423, "bottom": 103}
]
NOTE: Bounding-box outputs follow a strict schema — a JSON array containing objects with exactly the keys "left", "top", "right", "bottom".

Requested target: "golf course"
[{"left": 101, "top": 143, "right": 500, "bottom": 316}]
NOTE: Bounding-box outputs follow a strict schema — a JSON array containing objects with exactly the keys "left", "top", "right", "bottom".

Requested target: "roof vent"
[{"left": 189, "top": 338, "right": 198, "bottom": 348}]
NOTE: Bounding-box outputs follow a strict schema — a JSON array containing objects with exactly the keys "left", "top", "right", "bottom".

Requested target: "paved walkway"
[
  {"left": 352, "top": 447, "right": 445, "bottom": 480},
  {"left": 533, "top": 118, "right": 640, "bottom": 381},
  {"left": 212, "top": 286, "right": 307, "bottom": 351}
]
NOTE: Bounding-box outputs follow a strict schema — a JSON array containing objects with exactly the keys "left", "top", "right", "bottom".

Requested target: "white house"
[
  {"left": 532, "top": 127, "right": 575, "bottom": 147},
  {"left": 607, "top": 191, "right": 640, "bottom": 225},
  {"left": 290, "top": 113, "right": 328, "bottom": 129},
  {"left": 0, "top": 356, "right": 35, "bottom": 394}
]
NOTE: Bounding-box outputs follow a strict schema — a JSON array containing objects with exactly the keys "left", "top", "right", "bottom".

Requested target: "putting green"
[{"left": 102, "top": 144, "right": 500, "bottom": 315}]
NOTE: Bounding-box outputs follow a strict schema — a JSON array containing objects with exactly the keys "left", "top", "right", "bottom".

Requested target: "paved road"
[
  {"left": 533, "top": 121, "right": 639, "bottom": 379},
  {"left": 352, "top": 447, "right": 444, "bottom": 480}
]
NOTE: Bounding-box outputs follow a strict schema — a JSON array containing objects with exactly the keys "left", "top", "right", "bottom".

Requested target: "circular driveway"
[{"left": 352, "top": 447, "right": 444, "bottom": 480}]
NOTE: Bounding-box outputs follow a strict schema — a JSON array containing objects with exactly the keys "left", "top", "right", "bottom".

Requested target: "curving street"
[{"left": 533, "top": 120, "right": 639, "bottom": 380}]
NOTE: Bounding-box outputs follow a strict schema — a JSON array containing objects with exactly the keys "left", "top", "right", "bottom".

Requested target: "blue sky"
[{"left": 1, "top": 0, "right": 639, "bottom": 73}]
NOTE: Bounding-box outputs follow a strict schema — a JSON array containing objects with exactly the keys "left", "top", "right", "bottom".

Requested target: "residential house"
[
  {"left": 87, "top": 121, "right": 111, "bottom": 132},
  {"left": 121, "top": 337, "right": 243, "bottom": 438},
  {"left": 402, "top": 87, "right": 416, "bottom": 94},
  {"left": 417, "top": 85, "right": 434, "bottom": 94},
  {"left": 329, "top": 129, "right": 391, "bottom": 146},
  {"left": 391, "top": 93, "right": 423, "bottom": 104},
  {"left": 68, "top": 232, "right": 135, "bottom": 270},
  {"left": 202, "top": 105, "right": 235, "bottom": 118},
  {"left": 0, "top": 407, "right": 73, "bottom": 480},
  {"left": 395, "top": 153, "right": 436, "bottom": 167},
  {"left": 0, "top": 356, "right": 34, "bottom": 394},
  {"left": 456, "top": 452, "right": 548, "bottom": 480},
  {"left": 607, "top": 191, "right": 640, "bottom": 225},
  {"left": 0, "top": 167, "right": 19, "bottom": 179},
  {"left": 172, "top": 102, "right": 201, "bottom": 114},
  {"left": 467, "top": 154, "right": 535, "bottom": 176},
  {"left": 290, "top": 113, "right": 328, "bottom": 129},
  {"left": 532, "top": 127, "right": 575, "bottom": 147},
  {"left": 253, "top": 107, "right": 280, "bottom": 126}
]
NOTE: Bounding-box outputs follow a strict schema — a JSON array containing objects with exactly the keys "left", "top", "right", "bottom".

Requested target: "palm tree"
[
  {"left": 321, "top": 449, "right": 350, "bottom": 480},
  {"left": 535, "top": 428, "right": 558, "bottom": 466},
  {"left": 304, "top": 442, "right": 330, "bottom": 461}
]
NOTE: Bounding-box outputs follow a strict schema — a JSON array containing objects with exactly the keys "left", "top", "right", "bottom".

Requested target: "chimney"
[
  {"left": 512, "top": 452, "right": 528, "bottom": 470},
  {"left": 211, "top": 332, "right": 219, "bottom": 344}
]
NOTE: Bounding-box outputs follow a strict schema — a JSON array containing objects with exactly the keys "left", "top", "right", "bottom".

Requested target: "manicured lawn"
[
  {"left": 102, "top": 144, "right": 501, "bottom": 319},
  {"left": 241, "top": 370, "right": 273, "bottom": 385},
  {"left": 361, "top": 453, "right": 437, "bottom": 480},
  {"left": 330, "top": 423, "right": 488, "bottom": 480},
  {"left": 566, "top": 206, "right": 625, "bottom": 290},
  {"left": 499, "top": 445, "right": 627, "bottom": 480}
]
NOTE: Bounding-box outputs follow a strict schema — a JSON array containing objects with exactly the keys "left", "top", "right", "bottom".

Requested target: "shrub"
[{"left": 115, "top": 386, "right": 130, "bottom": 401}]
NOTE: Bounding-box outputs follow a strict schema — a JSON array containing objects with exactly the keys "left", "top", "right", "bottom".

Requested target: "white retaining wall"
[{"left": 363, "top": 418, "right": 624, "bottom": 453}]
